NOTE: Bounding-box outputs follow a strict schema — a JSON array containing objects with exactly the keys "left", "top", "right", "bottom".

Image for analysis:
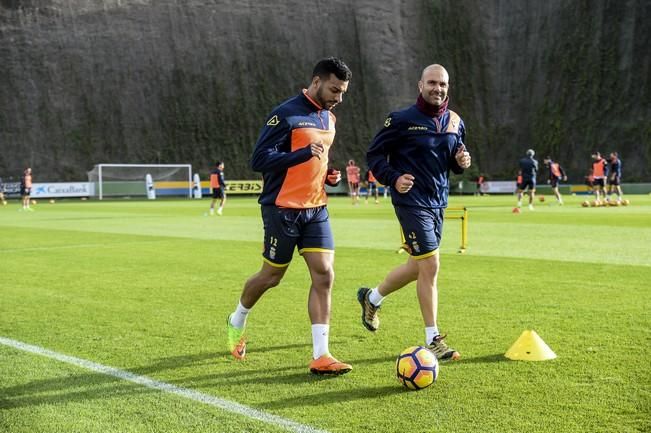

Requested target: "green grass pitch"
[{"left": 1, "top": 194, "right": 650, "bottom": 433}]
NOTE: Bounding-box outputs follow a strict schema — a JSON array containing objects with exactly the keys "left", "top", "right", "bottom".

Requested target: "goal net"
[{"left": 87, "top": 164, "right": 193, "bottom": 200}]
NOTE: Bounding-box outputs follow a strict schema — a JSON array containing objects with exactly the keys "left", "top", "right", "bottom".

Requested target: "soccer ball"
[
  {"left": 581, "top": 200, "right": 590, "bottom": 207},
  {"left": 622, "top": 199, "right": 630, "bottom": 206},
  {"left": 396, "top": 346, "right": 439, "bottom": 390},
  {"left": 539, "top": 195, "right": 545, "bottom": 202}
]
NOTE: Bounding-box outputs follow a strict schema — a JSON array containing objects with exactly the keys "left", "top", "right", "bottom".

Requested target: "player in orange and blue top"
[
  {"left": 606, "top": 152, "right": 623, "bottom": 203},
  {"left": 209, "top": 161, "right": 226, "bottom": 215},
  {"left": 591, "top": 151, "right": 608, "bottom": 203},
  {"left": 226, "top": 57, "right": 352, "bottom": 375},
  {"left": 365, "top": 169, "right": 379, "bottom": 204},
  {"left": 543, "top": 156, "right": 567, "bottom": 205},
  {"left": 358, "top": 64, "right": 471, "bottom": 361}
]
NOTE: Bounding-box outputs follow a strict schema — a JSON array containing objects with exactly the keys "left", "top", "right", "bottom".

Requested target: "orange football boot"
[{"left": 309, "top": 354, "right": 352, "bottom": 375}]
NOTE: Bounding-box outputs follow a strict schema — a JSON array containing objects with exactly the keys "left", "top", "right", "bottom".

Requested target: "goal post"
[{"left": 87, "top": 164, "right": 193, "bottom": 200}]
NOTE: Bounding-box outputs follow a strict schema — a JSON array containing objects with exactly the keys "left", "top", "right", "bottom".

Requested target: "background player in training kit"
[
  {"left": 226, "top": 57, "right": 352, "bottom": 375},
  {"left": 606, "top": 152, "right": 623, "bottom": 203},
  {"left": 591, "top": 151, "right": 608, "bottom": 204},
  {"left": 516, "top": 149, "right": 538, "bottom": 210},
  {"left": 346, "top": 159, "right": 361, "bottom": 205},
  {"left": 543, "top": 156, "right": 567, "bottom": 205},
  {"left": 209, "top": 161, "right": 226, "bottom": 215},
  {"left": 365, "top": 169, "right": 379, "bottom": 204},
  {"left": 20, "top": 167, "right": 33, "bottom": 211}
]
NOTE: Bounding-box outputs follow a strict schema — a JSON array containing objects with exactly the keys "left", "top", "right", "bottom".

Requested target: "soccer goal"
[{"left": 87, "top": 164, "right": 193, "bottom": 200}]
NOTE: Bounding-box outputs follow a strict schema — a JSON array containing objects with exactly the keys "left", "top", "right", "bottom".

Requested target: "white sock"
[
  {"left": 230, "top": 301, "right": 250, "bottom": 329},
  {"left": 368, "top": 287, "right": 384, "bottom": 306},
  {"left": 425, "top": 326, "right": 440, "bottom": 345},
  {"left": 311, "top": 324, "right": 329, "bottom": 359}
]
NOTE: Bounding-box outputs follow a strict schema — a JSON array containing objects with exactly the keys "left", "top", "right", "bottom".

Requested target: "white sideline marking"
[{"left": 0, "top": 337, "right": 330, "bottom": 433}]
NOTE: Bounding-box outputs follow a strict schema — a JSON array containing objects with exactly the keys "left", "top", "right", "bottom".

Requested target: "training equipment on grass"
[
  {"left": 445, "top": 206, "right": 469, "bottom": 253},
  {"left": 581, "top": 200, "right": 590, "bottom": 207},
  {"left": 505, "top": 330, "right": 557, "bottom": 361},
  {"left": 539, "top": 195, "right": 545, "bottom": 202},
  {"left": 396, "top": 346, "right": 439, "bottom": 390}
]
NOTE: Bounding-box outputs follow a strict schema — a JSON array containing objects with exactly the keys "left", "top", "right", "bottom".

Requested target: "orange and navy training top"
[
  {"left": 592, "top": 158, "right": 608, "bottom": 179},
  {"left": 21, "top": 172, "right": 32, "bottom": 188},
  {"left": 210, "top": 169, "right": 225, "bottom": 190},
  {"left": 346, "top": 165, "right": 360, "bottom": 183},
  {"left": 251, "top": 90, "right": 336, "bottom": 209},
  {"left": 547, "top": 160, "right": 566, "bottom": 180}
]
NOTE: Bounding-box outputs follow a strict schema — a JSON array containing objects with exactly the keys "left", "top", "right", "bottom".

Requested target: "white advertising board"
[{"left": 31, "top": 182, "right": 93, "bottom": 198}]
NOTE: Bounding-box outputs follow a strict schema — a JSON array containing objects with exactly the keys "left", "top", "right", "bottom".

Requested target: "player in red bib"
[
  {"left": 346, "top": 159, "right": 361, "bottom": 205},
  {"left": 209, "top": 161, "right": 226, "bottom": 215},
  {"left": 20, "top": 167, "right": 33, "bottom": 211},
  {"left": 591, "top": 151, "right": 608, "bottom": 204}
]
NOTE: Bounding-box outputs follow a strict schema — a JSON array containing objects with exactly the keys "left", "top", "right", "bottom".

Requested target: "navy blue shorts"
[
  {"left": 395, "top": 206, "right": 444, "bottom": 259},
  {"left": 518, "top": 179, "right": 536, "bottom": 191},
  {"left": 608, "top": 176, "right": 621, "bottom": 186},
  {"left": 593, "top": 178, "right": 606, "bottom": 188},
  {"left": 211, "top": 188, "right": 224, "bottom": 199},
  {"left": 261, "top": 205, "right": 334, "bottom": 267},
  {"left": 550, "top": 177, "right": 561, "bottom": 188}
]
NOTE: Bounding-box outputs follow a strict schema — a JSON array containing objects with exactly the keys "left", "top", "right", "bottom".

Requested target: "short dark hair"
[
  {"left": 312, "top": 57, "right": 352, "bottom": 82},
  {"left": 216, "top": 161, "right": 223, "bottom": 167}
]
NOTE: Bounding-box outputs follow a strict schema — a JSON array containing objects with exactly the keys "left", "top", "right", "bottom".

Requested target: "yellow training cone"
[{"left": 505, "top": 330, "right": 557, "bottom": 361}]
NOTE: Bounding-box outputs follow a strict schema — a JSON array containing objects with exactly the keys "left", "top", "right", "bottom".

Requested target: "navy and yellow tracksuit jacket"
[
  {"left": 367, "top": 105, "right": 465, "bottom": 209},
  {"left": 251, "top": 90, "right": 335, "bottom": 209}
]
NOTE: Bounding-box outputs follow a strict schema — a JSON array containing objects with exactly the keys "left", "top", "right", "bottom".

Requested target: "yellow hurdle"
[{"left": 445, "top": 206, "right": 468, "bottom": 253}]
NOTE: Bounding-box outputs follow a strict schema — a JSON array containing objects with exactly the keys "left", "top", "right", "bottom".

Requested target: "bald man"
[{"left": 360, "top": 64, "right": 470, "bottom": 361}]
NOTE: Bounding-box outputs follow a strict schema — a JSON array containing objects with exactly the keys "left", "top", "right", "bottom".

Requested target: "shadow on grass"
[
  {"left": 454, "top": 353, "right": 507, "bottom": 364},
  {"left": 260, "top": 385, "right": 405, "bottom": 410},
  {"left": 1, "top": 345, "right": 406, "bottom": 410},
  {"left": 131, "top": 343, "right": 312, "bottom": 375}
]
